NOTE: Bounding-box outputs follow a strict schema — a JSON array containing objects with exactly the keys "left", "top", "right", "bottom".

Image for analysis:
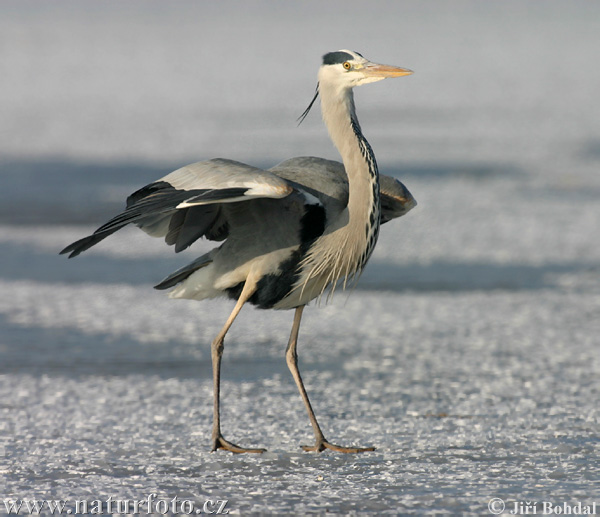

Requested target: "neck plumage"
[
  {"left": 288, "top": 82, "right": 382, "bottom": 304},
  {"left": 320, "top": 83, "right": 381, "bottom": 271},
  {"left": 288, "top": 82, "right": 381, "bottom": 307}
]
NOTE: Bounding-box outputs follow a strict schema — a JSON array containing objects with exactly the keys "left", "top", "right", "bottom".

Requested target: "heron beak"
[{"left": 363, "top": 63, "right": 413, "bottom": 78}]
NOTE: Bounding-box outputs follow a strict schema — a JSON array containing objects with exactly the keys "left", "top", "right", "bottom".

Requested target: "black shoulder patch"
[
  {"left": 322, "top": 51, "right": 354, "bottom": 65},
  {"left": 299, "top": 203, "right": 326, "bottom": 243}
]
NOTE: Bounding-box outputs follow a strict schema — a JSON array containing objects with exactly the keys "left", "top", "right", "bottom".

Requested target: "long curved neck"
[{"left": 319, "top": 82, "right": 381, "bottom": 268}]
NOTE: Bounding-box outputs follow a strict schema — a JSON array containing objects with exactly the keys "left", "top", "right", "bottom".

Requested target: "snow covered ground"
[{"left": 1, "top": 1, "right": 599, "bottom": 514}]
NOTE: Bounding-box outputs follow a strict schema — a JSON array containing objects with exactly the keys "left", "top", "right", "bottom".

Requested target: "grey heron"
[{"left": 61, "top": 50, "right": 416, "bottom": 453}]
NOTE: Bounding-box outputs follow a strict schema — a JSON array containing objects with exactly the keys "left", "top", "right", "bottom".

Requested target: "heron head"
[
  {"left": 298, "top": 50, "right": 412, "bottom": 124},
  {"left": 319, "top": 50, "right": 413, "bottom": 88}
]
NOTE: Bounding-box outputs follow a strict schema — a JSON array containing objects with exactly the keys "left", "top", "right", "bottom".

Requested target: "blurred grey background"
[{"left": 2, "top": 1, "right": 599, "bottom": 173}]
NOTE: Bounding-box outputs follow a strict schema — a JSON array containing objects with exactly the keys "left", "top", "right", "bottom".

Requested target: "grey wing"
[
  {"left": 60, "top": 158, "right": 293, "bottom": 258},
  {"left": 269, "top": 156, "right": 416, "bottom": 224},
  {"left": 379, "top": 174, "right": 417, "bottom": 223},
  {"left": 268, "top": 157, "right": 349, "bottom": 223}
]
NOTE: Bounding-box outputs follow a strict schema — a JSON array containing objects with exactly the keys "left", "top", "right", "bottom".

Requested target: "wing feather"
[
  {"left": 379, "top": 175, "right": 417, "bottom": 223},
  {"left": 60, "top": 159, "right": 293, "bottom": 258},
  {"left": 174, "top": 206, "right": 220, "bottom": 252},
  {"left": 270, "top": 156, "right": 416, "bottom": 224},
  {"left": 60, "top": 156, "right": 415, "bottom": 259}
]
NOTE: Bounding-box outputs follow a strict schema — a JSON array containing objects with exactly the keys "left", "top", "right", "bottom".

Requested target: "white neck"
[
  {"left": 286, "top": 80, "right": 383, "bottom": 305},
  {"left": 290, "top": 80, "right": 382, "bottom": 301},
  {"left": 319, "top": 81, "right": 381, "bottom": 249}
]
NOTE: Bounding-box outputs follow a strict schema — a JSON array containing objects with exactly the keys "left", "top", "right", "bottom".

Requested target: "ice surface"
[{"left": 1, "top": 1, "right": 599, "bottom": 515}]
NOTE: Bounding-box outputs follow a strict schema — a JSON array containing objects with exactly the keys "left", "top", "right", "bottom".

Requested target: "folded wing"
[{"left": 269, "top": 156, "right": 416, "bottom": 224}]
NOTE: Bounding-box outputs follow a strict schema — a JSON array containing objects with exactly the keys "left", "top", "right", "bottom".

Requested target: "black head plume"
[{"left": 297, "top": 82, "right": 319, "bottom": 126}]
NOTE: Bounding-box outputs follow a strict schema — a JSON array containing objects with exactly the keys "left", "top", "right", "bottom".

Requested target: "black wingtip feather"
[
  {"left": 59, "top": 230, "right": 116, "bottom": 258},
  {"left": 61, "top": 176, "right": 252, "bottom": 260}
]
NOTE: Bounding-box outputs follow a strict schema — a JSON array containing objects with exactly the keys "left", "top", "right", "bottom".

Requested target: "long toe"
[
  {"left": 301, "top": 439, "right": 375, "bottom": 453},
  {"left": 212, "top": 435, "right": 266, "bottom": 454}
]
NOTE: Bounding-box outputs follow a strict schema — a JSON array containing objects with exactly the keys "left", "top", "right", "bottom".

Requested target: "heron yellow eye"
[{"left": 343, "top": 61, "right": 352, "bottom": 70}]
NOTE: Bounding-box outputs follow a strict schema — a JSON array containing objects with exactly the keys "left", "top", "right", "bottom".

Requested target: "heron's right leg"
[
  {"left": 285, "top": 305, "right": 375, "bottom": 453},
  {"left": 211, "top": 277, "right": 265, "bottom": 454}
]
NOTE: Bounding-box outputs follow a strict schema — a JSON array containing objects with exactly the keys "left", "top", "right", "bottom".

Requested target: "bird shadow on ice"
[
  {"left": 383, "top": 162, "right": 524, "bottom": 181},
  {"left": 0, "top": 242, "right": 187, "bottom": 286},
  {"left": 1, "top": 241, "right": 593, "bottom": 293},
  {"left": 579, "top": 139, "right": 600, "bottom": 162},
  {"left": 359, "top": 260, "right": 591, "bottom": 292},
  {"left": 0, "top": 313, "right": 199, "bottom": 377},
  {"left": 0, "top": 158, "right": 173, "bottom": 225},
  {"left": 0, "top": 312, "right": 290, "bottom": 379}
]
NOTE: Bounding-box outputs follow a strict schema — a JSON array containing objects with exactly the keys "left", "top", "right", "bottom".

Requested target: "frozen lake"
[{"left": 1, "top": 1, "right": 599, "bottom": 514}]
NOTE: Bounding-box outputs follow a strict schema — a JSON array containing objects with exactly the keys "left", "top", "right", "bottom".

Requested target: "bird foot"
[
  {"left": 301, "top": 439, "right": 375, "bottom": 453},
  {"left": 212, "top": 434, "right": 266, "bottom": 454}
]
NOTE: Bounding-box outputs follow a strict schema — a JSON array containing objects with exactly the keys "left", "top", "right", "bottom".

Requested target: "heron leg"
[
  {"left": 285, "top": 306, "right": 375, "bottom": 453},
  {"left": 211, "top": 278, "right": 265, "bottom": 454}
]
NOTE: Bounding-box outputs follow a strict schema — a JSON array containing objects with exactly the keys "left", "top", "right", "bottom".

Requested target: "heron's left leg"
[
  {"left": 211, "top": 276, "right": 265, "bottom": 454},
  {"left": 285, "top": 305, "right": 375, "bottom": 453}
]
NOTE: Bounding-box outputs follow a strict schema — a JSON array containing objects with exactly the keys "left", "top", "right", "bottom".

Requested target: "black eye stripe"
[{"left": 322, "top": 51, "right": 355, "bottom": 65}]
